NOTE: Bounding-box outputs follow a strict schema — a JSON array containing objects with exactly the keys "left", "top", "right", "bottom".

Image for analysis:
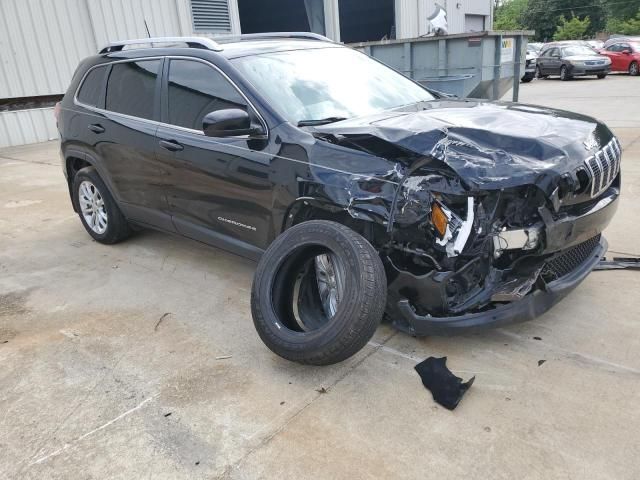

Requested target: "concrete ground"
[{"left": 1, "top": 75, "right": 639, "bottom": 480}]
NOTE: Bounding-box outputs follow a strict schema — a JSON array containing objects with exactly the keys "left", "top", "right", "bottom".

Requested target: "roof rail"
[
  {"left": 99, "top": 36, "right": 223, "bottom": 54},
  {"left": 213, "top": 32, "right": 333, "bottom": 44}
]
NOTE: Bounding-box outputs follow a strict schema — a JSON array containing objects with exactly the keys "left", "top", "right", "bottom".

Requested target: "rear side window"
[
  {"left": 105, "top": 60, "right": 161, "bottom": 119},
  {"left": 77, "top": 66, "right": 107, "bottom": 107},
  {"left": 167, "top": 59, "right": 247, "bottom": 131}
]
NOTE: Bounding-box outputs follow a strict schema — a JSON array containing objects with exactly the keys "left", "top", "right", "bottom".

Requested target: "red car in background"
[{"left": 599, "top": 40, "right": 640, "bottom": 75}]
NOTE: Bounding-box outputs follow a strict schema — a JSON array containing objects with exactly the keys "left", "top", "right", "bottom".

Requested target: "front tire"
[
  {"left": 597, "top": 73, "right": 607, "bottom": 79},
  {"left": 535, "top": 66, "right": 547, "bottom": 79},
  {"left": 72, "top": 166, "right": 131, "bottom": 244},
  {"left": 630, "top": 61, "right": 639, "bottom": 76},
  {"left": 251, "top": 220, "right": 387, "bottom": 365},
  {"left": 560, "top": 65, "right": 570, "bottom": 81}
]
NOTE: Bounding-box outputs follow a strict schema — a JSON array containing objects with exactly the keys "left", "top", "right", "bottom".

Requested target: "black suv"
[{"left": 58, "top": 34, "right": 621, "bottom": 365}]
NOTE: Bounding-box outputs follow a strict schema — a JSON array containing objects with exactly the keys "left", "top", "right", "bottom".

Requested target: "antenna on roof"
[{"left": 143, "top": 18, "right": 153, "bottom": 48}]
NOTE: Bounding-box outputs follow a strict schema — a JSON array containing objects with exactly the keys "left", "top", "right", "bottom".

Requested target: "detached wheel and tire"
[
  {"left": 560, "top": 66, "right": 571, "bottom": 81},
  {"left": 251, "top": 220, "right": 387, "bottom": 365},
  {"left": 72, "top": 166, "right": 131, "bottom": 244},
  {"left": 630, "top": 61, "right": 639, "bottom": 76}
]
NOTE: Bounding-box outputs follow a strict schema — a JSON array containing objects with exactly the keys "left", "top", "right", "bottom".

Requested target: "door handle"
[
  {"left": 88, "top": 123, "right": 105, "bottom": 134},
  {"left": 159, "top": 139, "right": 184, "bottom": 152}
]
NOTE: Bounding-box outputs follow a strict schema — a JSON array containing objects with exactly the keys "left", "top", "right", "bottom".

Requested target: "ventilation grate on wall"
[{"left": 191, "top": 0, "right": 231, "bottom": 33}]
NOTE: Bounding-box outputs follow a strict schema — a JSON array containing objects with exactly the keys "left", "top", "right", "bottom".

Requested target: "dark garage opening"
[
  {"left": 339, "top": 0, "right": 395, "bottom": 43},
  {"left": 237, "top": 0, "right": 326, "bottom": 35}
]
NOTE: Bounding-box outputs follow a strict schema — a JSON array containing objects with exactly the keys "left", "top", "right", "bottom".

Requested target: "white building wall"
[
  {"left": 0, "top": 0, "right": 244, "bottom": 148},
  {"left": 0, "top": 0, "right": 96, "bottom": 100},
  {"left": 395, "top": 0, "right": 493, "bottom": 39}
]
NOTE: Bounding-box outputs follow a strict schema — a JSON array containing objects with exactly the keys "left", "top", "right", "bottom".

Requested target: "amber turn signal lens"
[{"left": 431, "top": 202, "right": 448, "bottom": 238}]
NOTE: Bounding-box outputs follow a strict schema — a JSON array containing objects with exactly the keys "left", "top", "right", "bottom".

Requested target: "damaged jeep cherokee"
[{"left": 59, "top": 34, "right": 620, "bottom": 365}]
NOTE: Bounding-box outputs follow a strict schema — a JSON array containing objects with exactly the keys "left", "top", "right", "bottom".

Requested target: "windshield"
[
  {"left": 232, "top": 47, "right": 435, "bottom": 125},
  {"left": 631, "top": 42, "right": 640, "bottom": 52},
  {"left": 562, "top": 46, "right": 597, "bottom": 56}
]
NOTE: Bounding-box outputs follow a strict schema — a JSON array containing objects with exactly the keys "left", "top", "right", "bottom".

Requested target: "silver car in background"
[{"left": 536, "top": 44, "right": 611, "bottom": 80}]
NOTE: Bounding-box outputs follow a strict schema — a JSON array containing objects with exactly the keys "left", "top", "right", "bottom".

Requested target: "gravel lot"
[{"left": 1, "top": 74, "right": 639, "bottom": 480}]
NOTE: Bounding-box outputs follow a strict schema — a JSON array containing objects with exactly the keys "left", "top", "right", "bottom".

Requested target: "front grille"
[
  {"left": 585, "top": 60, "right": 605, "bottom": 66},
  {"left": 541, "top": 234, "right": 601, "bottom": 282},
  {"left": 584, "top": 137, "right": 621, "bottom": 198}
]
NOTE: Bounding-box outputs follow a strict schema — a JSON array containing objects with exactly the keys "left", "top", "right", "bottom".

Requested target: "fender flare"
[{"left": 63, "top": 147, "right": 121, "bottom": 204}]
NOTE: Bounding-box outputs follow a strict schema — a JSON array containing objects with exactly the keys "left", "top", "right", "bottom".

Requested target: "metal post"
[
  {"left": 438, "top": 39, "right": 446, "bottom": 77},
  {"left": 513, "top": 35, "right": 522, "bottom": 102},
  {"left": 493, "top": 35, "right": 502, "bottom": 101},
  {"left": 403, "top": 42, "right": 412, "bottom": 77}
]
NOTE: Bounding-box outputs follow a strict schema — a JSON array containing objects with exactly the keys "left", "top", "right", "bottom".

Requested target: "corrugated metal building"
[{"left": 0, "top": 0, "right": 493, "bottom": 148}]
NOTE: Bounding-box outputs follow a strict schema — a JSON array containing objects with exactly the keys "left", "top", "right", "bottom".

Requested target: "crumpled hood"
[{"left": 314, "top": 99, "right": 615, "bottom": 196}]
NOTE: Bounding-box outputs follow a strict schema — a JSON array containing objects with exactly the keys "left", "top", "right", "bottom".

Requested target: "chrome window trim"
[{"left": 73, "top": 55, "right": 268, "bottom": 140}]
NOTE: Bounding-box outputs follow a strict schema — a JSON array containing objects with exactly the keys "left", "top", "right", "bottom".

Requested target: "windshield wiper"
[{"left": 297, "top": 116, "right": 348, "bottom": 127}]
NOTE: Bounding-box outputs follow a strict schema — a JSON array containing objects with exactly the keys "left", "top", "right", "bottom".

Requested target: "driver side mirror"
[
  {"left": 622, "top": 49, "right": 631, "bottom": 55},
  {"left": 202, "top": 109, "right": 264, "bottom": 137}
]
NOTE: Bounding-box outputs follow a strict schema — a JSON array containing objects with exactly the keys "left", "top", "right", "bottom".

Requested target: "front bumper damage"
[
  {"left": 386, "top": 184, "right": 619, "bottom": 335},
  {"left": 312, "top": 101, "right": 622, "bottom": 335},
  {"left": 389, "top": 236, "right": 607, "bottom": 335}
]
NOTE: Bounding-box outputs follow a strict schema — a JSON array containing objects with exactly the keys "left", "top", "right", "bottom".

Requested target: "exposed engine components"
[{"left": 492, "top": 225, "right": 541, "bottom": 258}]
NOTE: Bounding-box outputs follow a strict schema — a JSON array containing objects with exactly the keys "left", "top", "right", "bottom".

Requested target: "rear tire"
[
  {"left": 251, "top": 220, "right": 387, "bottom": 365},
  {"left": 630, "top": 61, "right": 639, "bottom": 76},
  {"left": 72, "top": 166, "right": 131, "bottom": 244}
]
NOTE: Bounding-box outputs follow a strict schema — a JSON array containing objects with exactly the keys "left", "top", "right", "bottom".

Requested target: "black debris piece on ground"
[
  {"left": 414, "top": 357, "right": 475, "bottom": 411},
  {"left": 538, "top": 359, "right": 546, "bottom": 366},
  {"left": 316, "top": 387, "right": 328, "bottom": 394},
  {"left": 594, "top": 257, "right": 640, "bottom": 271},
  {"left": 533, "top": 336, "right": 542, "bottom": 340},
  {"left": 164, "top": 412, "right": 172, "bottom": 417}
]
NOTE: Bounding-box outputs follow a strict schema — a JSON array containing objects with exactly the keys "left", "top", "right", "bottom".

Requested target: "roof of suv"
[
  {"left": 98, "top": 33, "right": 342, "bottom": 61},
  {"left": 219, "top": 38, "right": 341, "bottom": 59}
]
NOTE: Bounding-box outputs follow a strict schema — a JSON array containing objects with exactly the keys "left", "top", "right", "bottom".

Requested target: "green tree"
[
  {"left": 604, "top": 0, "right": 640, "bottom": 23},
  {"left": 522, "top": 0, "right": 605, "bottom": 41},
  {"left": 606, "top": 9, "right": 640, "bottom": 35},
  {"left": 553, "top": 15, "right": 591, "bottom": 40},
  {"left": 494, "top": 0, "right": 528, "bottom": 30}
]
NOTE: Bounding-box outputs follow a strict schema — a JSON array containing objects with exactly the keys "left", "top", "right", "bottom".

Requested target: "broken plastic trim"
[{"left": 434, "top": 197, "right": 474, "bottom": 257}]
